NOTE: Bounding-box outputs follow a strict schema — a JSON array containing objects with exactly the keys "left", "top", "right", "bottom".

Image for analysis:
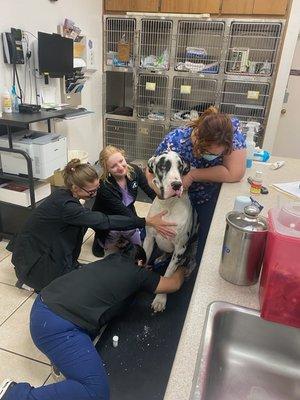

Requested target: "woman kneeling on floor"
[{"left": 0, "top": 245, "right": 186, "bottom": 400}]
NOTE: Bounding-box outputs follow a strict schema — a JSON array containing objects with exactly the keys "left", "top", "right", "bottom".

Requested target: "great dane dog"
[{"left": 144, "top": 151, "right": 198, "bottom": 312}]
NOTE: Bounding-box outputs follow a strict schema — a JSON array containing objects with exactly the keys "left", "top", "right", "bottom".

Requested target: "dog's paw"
[{"left": 151, "top": 294, "right": 167, "bottom": 313}]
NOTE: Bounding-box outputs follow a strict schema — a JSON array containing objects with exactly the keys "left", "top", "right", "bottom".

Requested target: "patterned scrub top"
[{"left": 155, "top": 118, "right": 246, "bottom": 206}]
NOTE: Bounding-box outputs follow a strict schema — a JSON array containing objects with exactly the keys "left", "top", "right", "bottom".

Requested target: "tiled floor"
[{"left": 0, "top": 201, "right": 151, "bottom": 389}]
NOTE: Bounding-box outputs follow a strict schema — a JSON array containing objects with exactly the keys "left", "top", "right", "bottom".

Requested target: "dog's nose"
[{"left": 171, "top": 181, "right": 182, "bottom": 191}]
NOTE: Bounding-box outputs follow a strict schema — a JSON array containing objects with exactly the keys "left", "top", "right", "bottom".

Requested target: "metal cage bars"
[
  {"left": 225, "top": 22, "right": 282, "bottom": 76},
  {"left": 103, "top": 15, "right": 285, "bottom": 151},
  {"left": 104, "top": 17, "right": 136, "bottom": 68},
  {"left": 175, "top": 20, "right": 225, "bottom": 74},
  {"left": 104, "top": 119, "right": 167, "bottom": 160},
  {"left": 104, "top": 17, "right": 282, "bottom": 77}
]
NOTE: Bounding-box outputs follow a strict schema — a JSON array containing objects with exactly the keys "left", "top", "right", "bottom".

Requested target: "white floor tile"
[
  {"left": 83, "top": 228, "right": 94, "bottom": 244},
  {"left": 0, "top": 295, "right": 49, "bottom": 364},
  {"left": 0, "top": 349, "right": 51, "bottom": 387},
  {"left": 44, "top": 374, "right": 60, "bottom": 385},
  {"left": 0, "top": 255, "right": 17, "bottom": 286},
  {"left": 0, "top": 240, "right": 10, "bottom": 262},
  {"left": 0, "top": 283, "right": 32, "bottom": 326},
  {"left": 79, "top": 234, "right": 101, "bottom": 263}
]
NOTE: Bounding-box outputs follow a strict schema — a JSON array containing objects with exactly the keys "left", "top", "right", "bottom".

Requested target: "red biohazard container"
[{"left": 260, "top": 203, "right": 300, "bottom": 328}]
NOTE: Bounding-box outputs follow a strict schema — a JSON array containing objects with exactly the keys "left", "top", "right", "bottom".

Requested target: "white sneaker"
[
  {"left": 0, "top": 379, "right": 15, "bottom": 399},
  {"left": 51, "top": 365, "right": 64, "bottom": 382},
  {"left": 15, "top": 280, "right": 34, "bottom": 292}
]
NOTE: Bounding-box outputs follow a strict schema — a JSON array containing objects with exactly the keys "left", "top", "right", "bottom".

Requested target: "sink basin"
[{"left": 190, "top": 302, "right": 300, "bottom": 400}]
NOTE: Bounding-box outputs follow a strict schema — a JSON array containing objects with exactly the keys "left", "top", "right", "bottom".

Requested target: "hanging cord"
[{"left": 14, "top": 64, "right": 23, "bottom": 103}]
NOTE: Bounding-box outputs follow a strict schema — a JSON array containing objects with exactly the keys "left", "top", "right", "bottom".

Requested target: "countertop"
[{"left": 164, "top": 156, "right": 300, "bottom": 400}]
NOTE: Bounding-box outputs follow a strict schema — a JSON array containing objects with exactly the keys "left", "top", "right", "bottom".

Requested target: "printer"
[{"left": 0, "top": 130, "right": 67, "bottom": 179}]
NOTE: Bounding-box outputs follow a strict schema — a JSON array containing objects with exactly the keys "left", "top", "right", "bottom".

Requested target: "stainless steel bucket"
[{"left": 219, "top": 205, "right": 268, "bottom": 286}]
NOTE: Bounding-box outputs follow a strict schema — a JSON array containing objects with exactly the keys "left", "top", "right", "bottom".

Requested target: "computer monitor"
[{"left": 38, "top": 32, "right": 73, "bottom": 77}]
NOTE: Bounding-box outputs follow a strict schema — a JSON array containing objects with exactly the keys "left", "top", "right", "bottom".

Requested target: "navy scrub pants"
[{"left": 6, "top": 296, "right": 109, "bottom": 400}]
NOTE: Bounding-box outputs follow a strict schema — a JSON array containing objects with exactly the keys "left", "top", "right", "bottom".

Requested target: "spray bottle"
[
  {"left": 2, "top": 88, "right": 12, "bottom": 113},
  {"left": 245, "top": 122, "right": 260, "bottom": 168},
  {"left": 11, "top": 85, "right": 19, "bottom": 113}
]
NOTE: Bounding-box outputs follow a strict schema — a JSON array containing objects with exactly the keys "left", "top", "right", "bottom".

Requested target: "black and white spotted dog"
[{"left": 144, "top": 151, "right": 198, "bottom": 312}]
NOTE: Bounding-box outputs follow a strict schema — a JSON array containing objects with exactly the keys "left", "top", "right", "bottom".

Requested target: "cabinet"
[
  {"left": 105, "top": 0, "right": 159, "bottom": 12},
  {"left": 161, "top": 0, "right": 189, "bottom": 13},
  {"left": 253, "top": 0, "right": 288, "bottom": 15},
  {"left": 189, "top": 0, "right": 221, "bottom": 14},
  {"left": 161, "top": 0, "right": 221, "bottom": 14},
  {"left": 105, "top": 0, "right": 130, "bottom": 12},
  {"left": 105, "top": 0, "right": 289, "bottom": 15},
  {"left": 130, "top": 0, "right": 160, "bottom": 12},
  {"left": 221, "top": 0, "right": 254, "bottom": 14}
]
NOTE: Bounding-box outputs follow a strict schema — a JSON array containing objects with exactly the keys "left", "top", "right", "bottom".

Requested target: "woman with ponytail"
[
  {"left": 148, "top": 106, "right": 246, "bottom": 262},
  {"left": 9, "top": 159, "right": 176, "bottom": 292}
]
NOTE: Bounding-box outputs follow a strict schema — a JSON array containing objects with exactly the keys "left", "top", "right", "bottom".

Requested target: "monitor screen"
[{"left": 38, "top": 32, "right": 73, "bottom": 77}]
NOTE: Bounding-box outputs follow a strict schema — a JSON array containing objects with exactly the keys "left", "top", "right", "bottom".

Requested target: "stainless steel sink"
[{"left": 190, "top": 302, "right": 300, "bottom": 400}]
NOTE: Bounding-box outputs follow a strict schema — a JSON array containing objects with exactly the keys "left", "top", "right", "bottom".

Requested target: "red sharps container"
[{"left": 260, "top": 203, "right": 300, "bottom": 328}]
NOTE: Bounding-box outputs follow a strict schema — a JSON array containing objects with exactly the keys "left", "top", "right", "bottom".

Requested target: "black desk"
[
  {"left": 0, "top": 109, "right": 77, "bottom": 239},
  {"left": 0, "top": 109, "right": 76, "bottom": 135}
]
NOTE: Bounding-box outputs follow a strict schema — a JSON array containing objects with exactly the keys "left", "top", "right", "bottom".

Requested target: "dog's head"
[{"left": 148, "top": 151, "right": 190, "bottom": 199}]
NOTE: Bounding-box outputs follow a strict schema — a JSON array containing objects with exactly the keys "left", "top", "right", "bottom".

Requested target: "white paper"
[{"left": 272, "top": 181, "right": 300, "bottom": 198}]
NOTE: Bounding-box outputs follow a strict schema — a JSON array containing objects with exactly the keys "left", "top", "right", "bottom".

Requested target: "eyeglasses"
[{"left": 79, "top": 185, "right": 99, "bottom": 197}]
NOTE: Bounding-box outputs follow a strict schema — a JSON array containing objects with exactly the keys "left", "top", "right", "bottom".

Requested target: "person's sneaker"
[
  {"left": 51, "top": 365, "right": 64, "bottom": 382},
  {"left": 0, "top": 379, "right": 16, "bottom": 399},
  {"left": 92, "top": 237, "right": 104, "bottom": 258},
  {"left": 15, "top": 280, "right": 34, "bottom": 292}
]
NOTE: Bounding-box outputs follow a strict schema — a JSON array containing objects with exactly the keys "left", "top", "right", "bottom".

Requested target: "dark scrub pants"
[{"left": 5, "top": 296, "right": 109, "bottom": 400}]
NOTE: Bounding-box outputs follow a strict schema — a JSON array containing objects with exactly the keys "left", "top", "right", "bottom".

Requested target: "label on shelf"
[
  {"left": 146, "top": 82, "right": 156, "bottom": 91},
  {"left": 247, "top": 90, "right": 260, "bottom": 100},
  {"left": 180, "top": 85, "right": 191, "bottom": 95}
]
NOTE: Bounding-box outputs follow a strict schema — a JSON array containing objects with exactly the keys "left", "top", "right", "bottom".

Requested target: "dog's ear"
[
  {"left": 147, "top": 156, "right": 156, "bottom": 174},
  {"left": 182, "top": 160, "right": 190, "bottom": 175}
]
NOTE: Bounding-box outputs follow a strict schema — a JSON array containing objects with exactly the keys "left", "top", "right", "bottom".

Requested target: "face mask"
[{"left": 202, "top": 154, "right": 220, "bottom": 161}]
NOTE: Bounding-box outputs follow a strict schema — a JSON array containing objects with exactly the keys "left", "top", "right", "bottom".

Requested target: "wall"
[
  {"left": 263, "top": 0, "right": 300, "bottom": 153},
  {"left": 0, "top": 0, "right": 103, "bottom": 163},
  {"left": 271, "top": 32, "right": 300, "bottom": 158}
]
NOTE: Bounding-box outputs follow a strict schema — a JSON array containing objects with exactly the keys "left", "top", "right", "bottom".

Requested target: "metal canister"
[{"left": 219, "top": 205, "right": 268, "bottom": 286}]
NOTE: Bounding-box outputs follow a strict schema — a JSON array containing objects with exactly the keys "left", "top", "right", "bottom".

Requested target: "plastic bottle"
[
  {"left": 245, "top": 122, "right": 260, "bottom": 168},
  {"left": 11, "top": 86, "right": 19, "bottom": 113},
  {"left": 253, "top": 150, "right": 270, "bottom": 162},
  {"left": 250, "top": 171, "right": 263, "bottom": 195},
  {"left": 2, "top": 88, "right": 12, "bottom": 113}
]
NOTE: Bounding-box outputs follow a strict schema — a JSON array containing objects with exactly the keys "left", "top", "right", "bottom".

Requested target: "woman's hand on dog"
[{"left": 146, "top": 210, "right": 177, "bottom": 239}]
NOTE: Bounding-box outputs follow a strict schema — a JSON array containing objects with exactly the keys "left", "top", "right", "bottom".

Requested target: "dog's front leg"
[
  {"left": 151, "top": 250, "right": 181, "bottom": 313},
  {"left": 143, "top": 232, "right": 155, "bottom": 263}
]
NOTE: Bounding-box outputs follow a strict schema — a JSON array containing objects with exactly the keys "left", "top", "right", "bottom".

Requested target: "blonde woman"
[
  {"left": 8, "top": 159, "right": 174, "bottom": 292},
  {"left": 92, "top": 145, "right": 156, "bottom": 256}
]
